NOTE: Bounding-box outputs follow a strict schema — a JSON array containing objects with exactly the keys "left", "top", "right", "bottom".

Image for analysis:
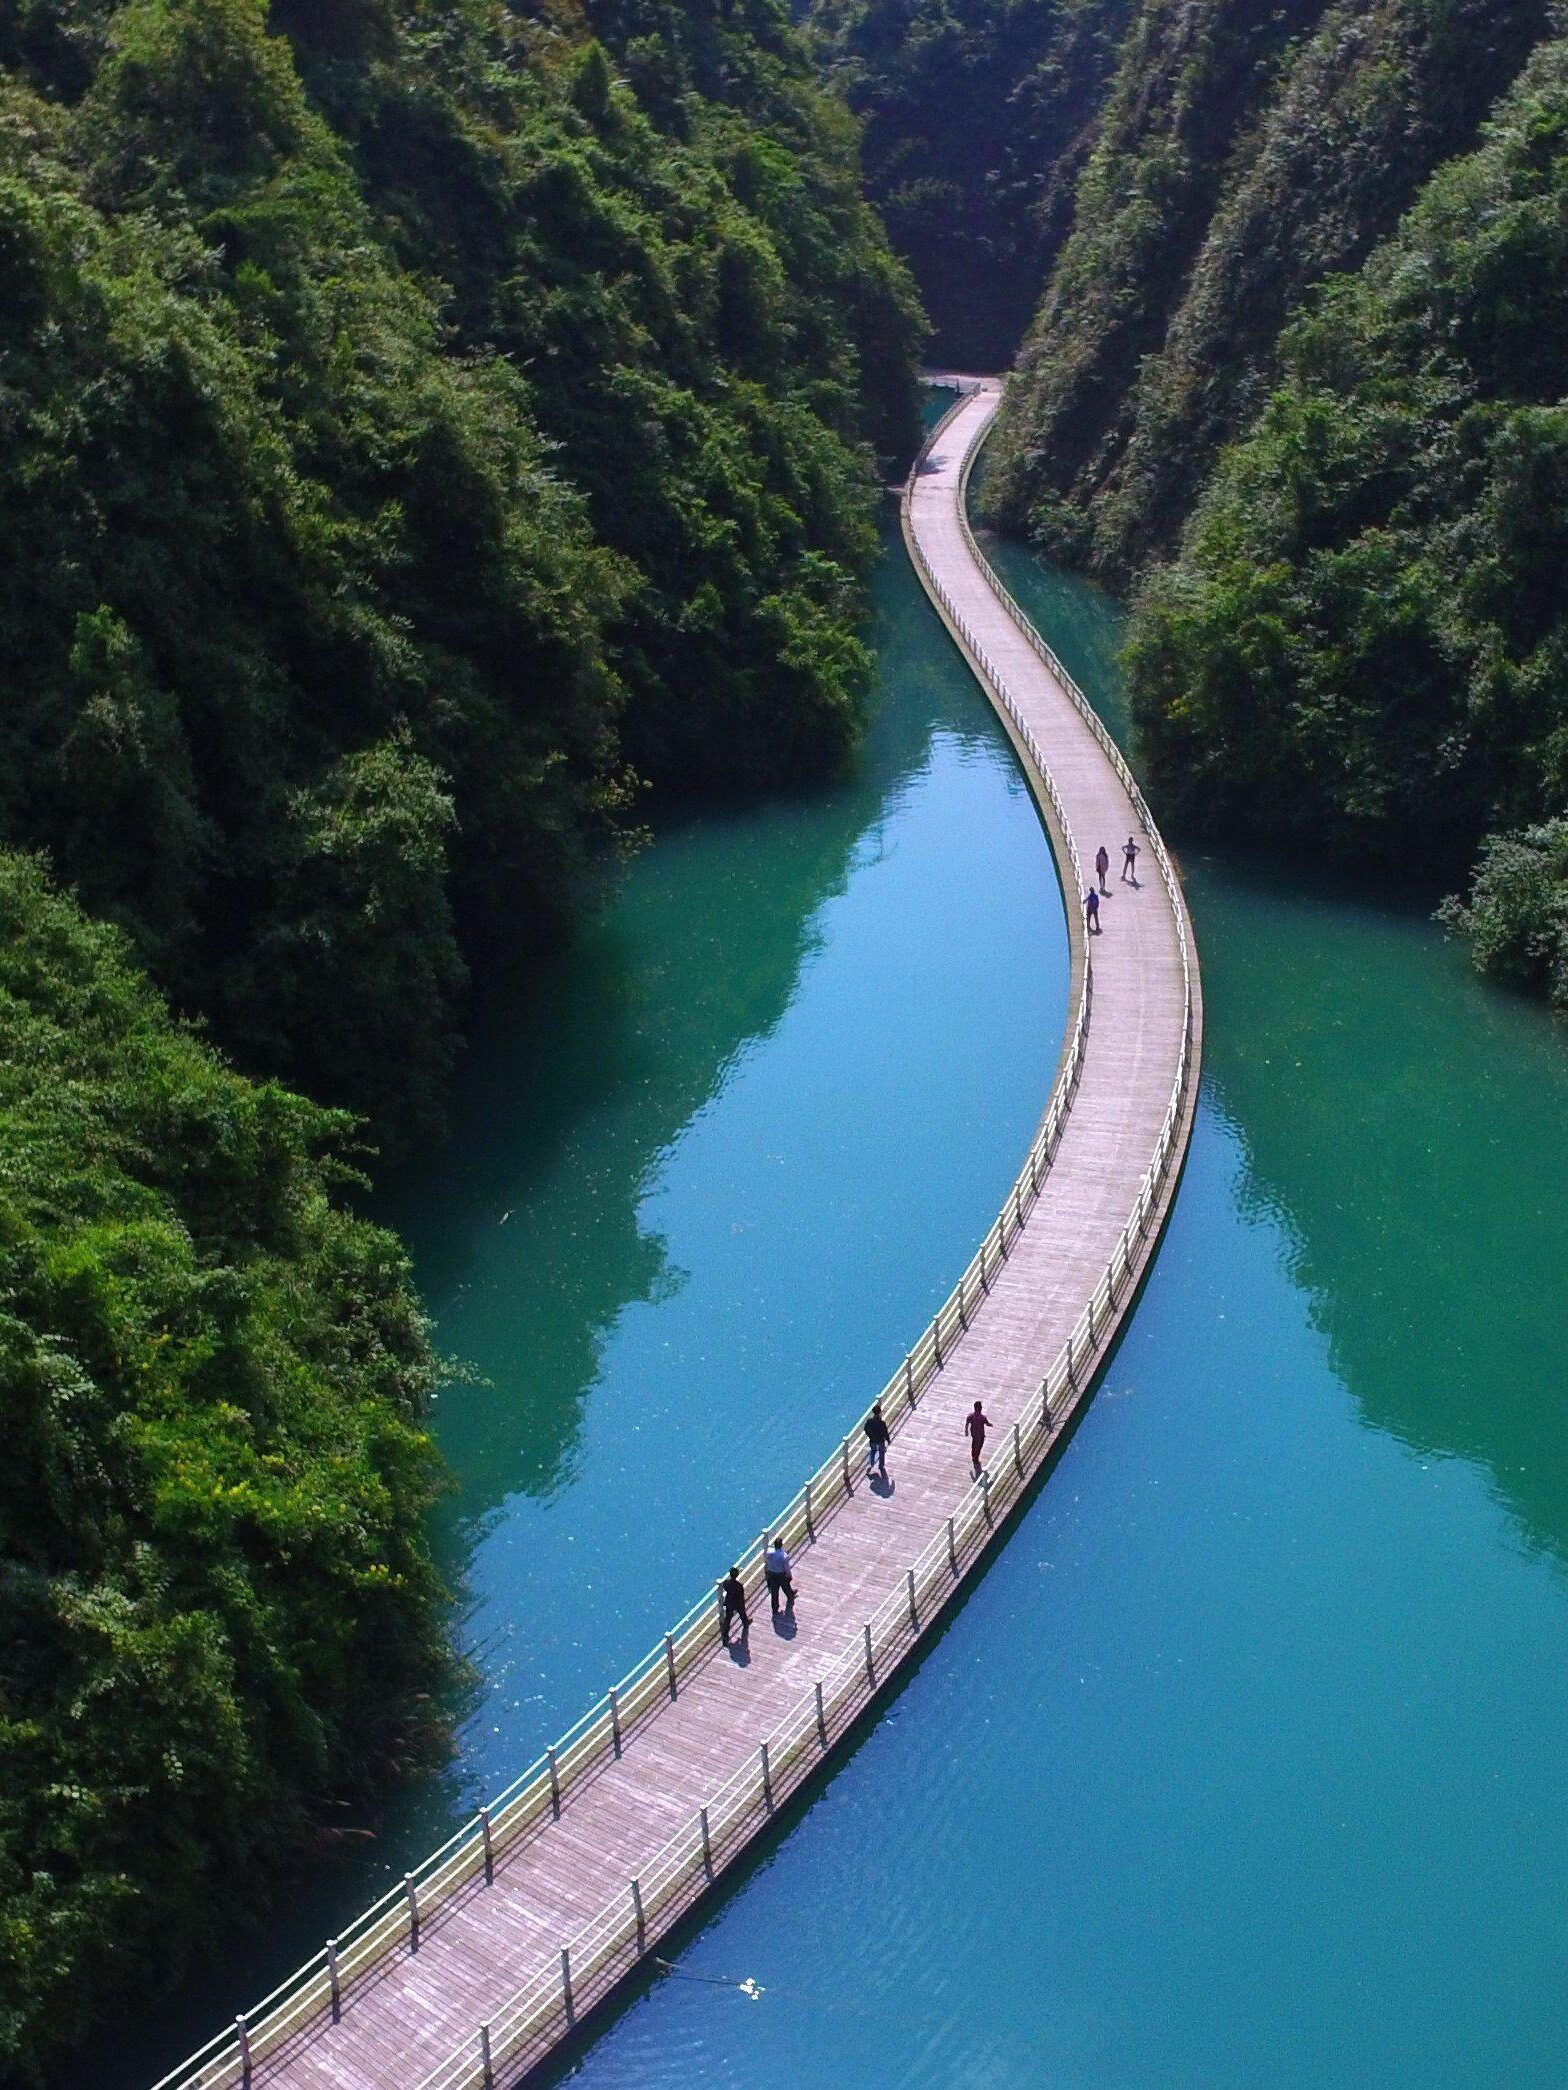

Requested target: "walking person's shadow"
[
  {"left": 771, "top": 1610, "right": 798, "bottom": 1640},
  {"left": 726, "top": 1633, "right": 752, "bottom": 1668},
  {"left": 870, "top": 1472, "right": 895, "bottom": 1499}
]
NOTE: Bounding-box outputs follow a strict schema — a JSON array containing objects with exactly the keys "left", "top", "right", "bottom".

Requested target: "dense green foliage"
[
  {"left": 1127, "top": 39, "right": 1568, "bottom": 890},
  {"left": 0, "top": 0, "right": 921, "bottom": 1152},
  {"left": 986, "top": 0, "right": 1549, "bottom": 577},
  {"left": 1440, "top": 821, "right": 1568, "bottom": 1007},
  {"left": 804, "top": 0, "right": 1132, "bottom": 367},
  {"left": 0, "top": 851, "right": 446, "bottom": 2077}
]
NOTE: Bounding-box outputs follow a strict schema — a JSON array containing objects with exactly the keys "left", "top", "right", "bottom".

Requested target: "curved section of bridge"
[{"left": 161, "top": 381, "right": 1201, "bottom": 2090}]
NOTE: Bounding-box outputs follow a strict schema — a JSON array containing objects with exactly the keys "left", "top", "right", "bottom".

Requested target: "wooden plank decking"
[{"left": 164, "top": 381, "right": 1201, "bottom": 2090}]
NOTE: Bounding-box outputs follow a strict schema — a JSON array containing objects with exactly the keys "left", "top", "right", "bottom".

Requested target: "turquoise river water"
[{"left": 115, "top": 479, "right": 1568, "bottom": 2089}]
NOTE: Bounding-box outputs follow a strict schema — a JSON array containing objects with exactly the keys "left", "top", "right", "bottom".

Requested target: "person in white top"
[{"left": 764, "top": 1538, "right": 796, "bottom": 1616}]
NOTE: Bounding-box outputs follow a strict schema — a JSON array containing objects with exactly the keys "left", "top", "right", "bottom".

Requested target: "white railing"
[
  {"left": 407, "top": 390, "right": 1200, "bottom": 2090},
  {"left": 159, "top": 384, "right": 1196, "bottom": 2090}
]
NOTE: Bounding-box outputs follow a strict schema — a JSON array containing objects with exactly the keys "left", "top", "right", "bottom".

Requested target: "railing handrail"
[
  {"left": 156, "top": 380, "right": 1196, "bottom": 2090},
  {"left": 410, "top": 386, "right": 1199, "bottom": 2090}
]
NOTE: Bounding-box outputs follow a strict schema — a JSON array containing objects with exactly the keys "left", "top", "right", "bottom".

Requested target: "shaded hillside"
[
  {"left": 0, "top": 0, "right": 922, "bottom": 1155},
  {"left": 805, "top": 0, "right": 1133, "bottom": 367}
]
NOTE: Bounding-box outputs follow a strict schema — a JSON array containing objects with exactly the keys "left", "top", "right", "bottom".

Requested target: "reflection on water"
[{"left": 985, "top": 531, "right": 1568, "bottom": 1570}]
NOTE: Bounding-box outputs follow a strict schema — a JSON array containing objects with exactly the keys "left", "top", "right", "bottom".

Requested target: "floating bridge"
[{"left": 161, "top": 378, "right": 1202, "bottom": 2090}]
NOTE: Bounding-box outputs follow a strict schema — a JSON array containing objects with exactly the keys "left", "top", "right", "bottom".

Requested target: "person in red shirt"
[{"left": 964, "top": 1400, "right": 992, "bottom": 1476}]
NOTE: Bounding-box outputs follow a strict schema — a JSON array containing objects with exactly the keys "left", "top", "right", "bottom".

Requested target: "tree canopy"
[
  {"left": 0, "top": 0, "right": 922, "bottom": 1155},
  {"left": 0, "top": 849, "right": 447, "bottom": 2077}
]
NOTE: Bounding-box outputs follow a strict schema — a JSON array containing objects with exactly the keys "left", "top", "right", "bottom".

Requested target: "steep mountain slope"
[
  {"left": 987, "top": 0, "right": 1549, "bottom": 579},
  {"left": 0, "top": 0, "right": 922, "bottom": 1154},
  {"left": 1128, "top": 38, "right": 1568, "bottom": 898}
]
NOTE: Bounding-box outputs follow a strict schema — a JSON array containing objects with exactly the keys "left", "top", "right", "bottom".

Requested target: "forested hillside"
[
  {"left": 1128, "top": 38, "right": 1568, "bottom": 977},
  {"left": 0, "top": 0, "right": 922, "bottom": 1154},
  {"left": 985, "top": 0, "right": 1550, "bottom": 577},
  {"left": 0, "top": 851, "right": 446, "bottom": 2079},
  {"left": 803, "top": 0, "right": 1134, "bottom": 367},
  {"left": 890, "top": 0, "right": 1568, "bottom": 1008}
]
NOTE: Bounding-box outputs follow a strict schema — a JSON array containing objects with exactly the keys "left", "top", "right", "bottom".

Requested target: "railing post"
[
  {"left": 979, "top": 1239, "right": 988, "bottom": 1290},
  {"left": 958, "top": 1275, "right": 967, "bottom": 1329},
  {"left": 548, "top": 1744, "right": 562, "bottom": 1818},
  {"left": 804, "top": 1474, "right": 815, "bottom": 1540},
  {"left": 934, "top": 1315, "right": 943, "bottom": 1368},
  {"left": 561, "top": 1946, "right": 575, "bottom": 2028},
  {"left": 1066, "top": 1334, "right": 1076, "bottom": 1388},
  {"left": 664, "top": 1634, "right": 678, "bottom": 1700},
  {"left": 907, "top": 1567, "right": 919, "bottom": 1631},
  {"left": 610, "top": 1685, "right": 623, "bottom": 1758},
  {"left": 947, "top": 1515, "right": 958, "bottom": 1573},
  {"left": 479, "top": 1806, "right": 495, "bottom": 1885},
  {"left": 760, "top": 1741, "right": 773, "bottom": 1811},
  {"left": 236, "top": 2014, "right": 252, "bottom": 2089},
  {"left": 326, "top": 1934, "right": 343, "bottom": 2020},
  {"left": 980, "top": 1469, "right": 992, "bottom": 1523},
  {"left": 1087, "top": 1293, "right": 1097, "bottom": 1345},
  {"left": 480, "top": 2021, "right": 494, "bottom": 2087},
  {"left": 1013, "top": 1421, "right": 1023, "bottom": 1477},
  {"left": 842, "top": 1436, "right": 852, "bottom": 1492},
  {"left": 631, "top": 1875, "right": 646, "bottom": 1951},
  {"left": 699, "top": 1805, "right": 714, "bottom": 1878},
  {"left": 405, "top": 1874, "right": 419, "bottom": 1952},
  {"left": 815, "top": 1680, "right": 827, "bottom": 1747},
  {"left": 905, "top": 1356, "right": 915, "bottom": 1407},
  {"left": 863, "top": 1622, "right": 875, "bottom": 1687},
  {"left": 1041, "top": 1381, "right": 1052, "bottom": 1432}
]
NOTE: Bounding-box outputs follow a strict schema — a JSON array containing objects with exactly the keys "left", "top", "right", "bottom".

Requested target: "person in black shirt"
[
  {"left": 720, "top": 1566, "right": 750, "bottom": 1644},
  {"left": 864, "top": 1400, "right": 892, "bottom": 1478}
]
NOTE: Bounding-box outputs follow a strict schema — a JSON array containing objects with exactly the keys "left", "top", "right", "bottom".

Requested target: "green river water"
[{"left": 110, "top": 473, "right": 1568, "bottom": 2089}]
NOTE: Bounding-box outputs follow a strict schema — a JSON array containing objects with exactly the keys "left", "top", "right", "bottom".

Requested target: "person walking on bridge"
[
  {"left": 1095, "top": 844, "right": 1110, "bottom": 893},
  {"left": 720, "top": 1566, "right": 750, "bottom": 1644},
  {"left": 1122, "top": 835, "right": 1141, "bottom": 884},
  {"left": 1085, "top": 886, "right": 1101, "bottom": 935},
  {"left": 864, "top": 1400, "right": 891, "bottom": 1478},
  {"left": 764, "top": 1539, "right": 796, "bottom": 1616},
  {"left": 965, "top": 1400, "right": 993, "bottom": 1476}
]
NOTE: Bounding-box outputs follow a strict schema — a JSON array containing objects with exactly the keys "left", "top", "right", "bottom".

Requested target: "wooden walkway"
[{"left": 162, "top": 382, "right": 1200, "bottom": 2090}]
